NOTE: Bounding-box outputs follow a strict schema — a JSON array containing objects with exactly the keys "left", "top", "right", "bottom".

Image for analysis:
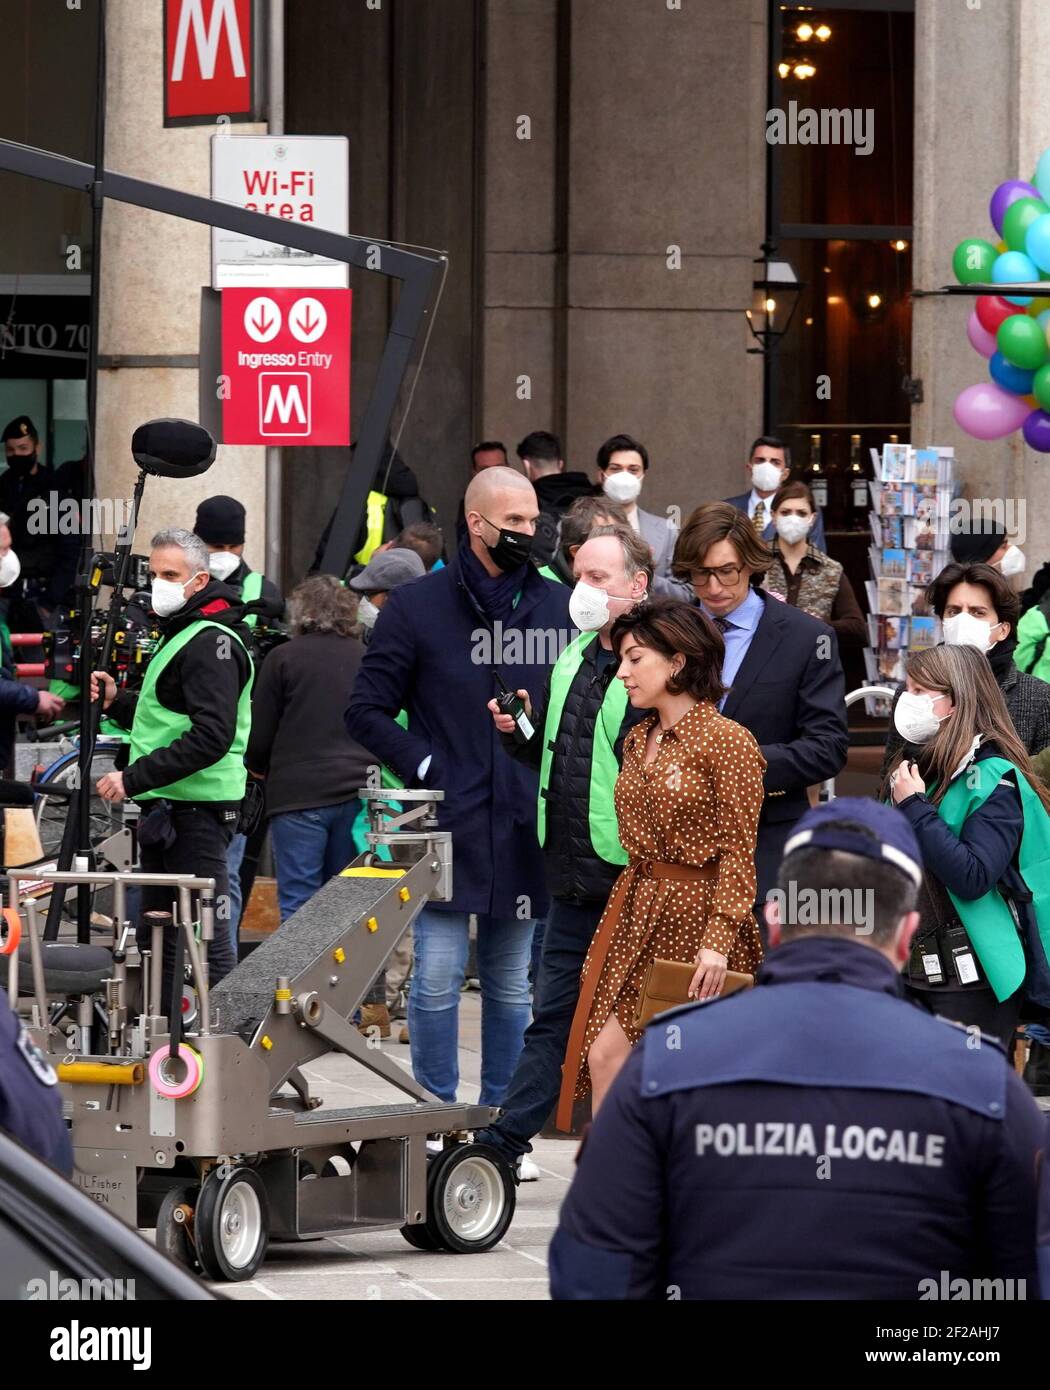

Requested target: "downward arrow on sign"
[
  {"left": 296, "top": 307, "right": 320, "bottom": 337},
  {"left": 252, "top": 311, "right": 274, "bottom": 336}
]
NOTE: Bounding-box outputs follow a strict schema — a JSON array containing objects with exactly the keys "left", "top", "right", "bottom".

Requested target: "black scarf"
[
  {"left": 988, "top": 632, "right": 1019, "bottom": 683},
  {"left": 458, "top": 534, "right": 525, "bottom": 624}
]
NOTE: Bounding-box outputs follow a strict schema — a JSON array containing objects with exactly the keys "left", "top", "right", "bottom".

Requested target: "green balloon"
[
  {"left": 1003, "top": 196, "right": 1050, "bottom": 251},
  {"left": 1034, "top": 363, "right": 1050, "bottom": 412},
  {"left": 953, "top": 238, "right": 997, "bottom": 284},
  {"left": 998, "top": 312, "right": 1049, "bottom": 370}
]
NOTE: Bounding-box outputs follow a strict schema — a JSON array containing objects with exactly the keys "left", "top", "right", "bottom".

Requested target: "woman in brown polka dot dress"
[{"left": 557, "top": 599, "right": 766, "bottom": 1126}]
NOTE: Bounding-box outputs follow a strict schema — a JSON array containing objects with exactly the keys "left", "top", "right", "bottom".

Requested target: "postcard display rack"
[{"left": 862, "top": 443, "right": 956, "bottom": 716}]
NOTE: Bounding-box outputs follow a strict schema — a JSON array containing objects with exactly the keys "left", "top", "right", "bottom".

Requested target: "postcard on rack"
[
  {"left": 909, "top": 615, "right": 938, "bottom": 650},
  {"left": 881, "top": 443, "right": 911, "bottom": 482},
  {"left": 881, "top": 547, "right": 907, "bottom": 578},
  {"left": 877, "top": 576, "right": 909, "bottom": 615}
]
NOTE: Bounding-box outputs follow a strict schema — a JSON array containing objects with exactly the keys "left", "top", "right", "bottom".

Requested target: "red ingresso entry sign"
[{"left": 221, "top": 288, "right": 352, "bottom": 446}]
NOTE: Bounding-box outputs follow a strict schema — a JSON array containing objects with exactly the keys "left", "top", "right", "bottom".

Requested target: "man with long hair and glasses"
[{"left": 671, "top": 502, "right": 848, "bottom": 904}]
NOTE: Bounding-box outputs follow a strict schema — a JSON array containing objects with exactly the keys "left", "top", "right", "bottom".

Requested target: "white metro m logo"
[
  {"left": 259, "top": 373, "right": 311, "bottom": 436},
  {"left": 170, "top": 0, "right": 247, "bottom": 82}
]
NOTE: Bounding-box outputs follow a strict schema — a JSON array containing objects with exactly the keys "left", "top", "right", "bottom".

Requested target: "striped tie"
[{"left": 752, "top": 500, "right": 766, "bottom": 535}]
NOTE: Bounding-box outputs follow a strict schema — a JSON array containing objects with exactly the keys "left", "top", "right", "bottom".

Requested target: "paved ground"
[{"left": 218, "top": 991, "right": 574, "bottom": 1301}]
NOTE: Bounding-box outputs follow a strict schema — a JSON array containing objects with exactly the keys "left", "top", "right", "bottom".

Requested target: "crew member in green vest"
[
  {"left": 194, "top": 494, "right": 285, "bottom": 941},
  {"left": 90, "top": 527, "right": 253, "bottom": 1005},
  {"left": 886, "top": 642, "right": 1050, "bottom": 1057},
  {"left": 474, "top": 524, "right": 652, "bottom": 1176},
  {"left": 194, "top": 494, "right": 284, "bottom": 631}
]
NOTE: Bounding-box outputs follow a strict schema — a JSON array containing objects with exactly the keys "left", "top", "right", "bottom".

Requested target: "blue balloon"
[
  {"left": 993, "top": 250, "right": 1040, "bottom": 304},
  {"left": 1026, "top": 212, "right": 1050, "bottom": 274},
  {"left": 1036, "top": 148, "right": 1050, "bottom": 204},
  {"left": 990, "top": 350, "right": 1035, "bottom": 395}
]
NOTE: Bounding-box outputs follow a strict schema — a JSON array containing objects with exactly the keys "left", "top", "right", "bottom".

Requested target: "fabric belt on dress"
[{"left": 554, "top": 857, "right": 719, "bottom": 1131}]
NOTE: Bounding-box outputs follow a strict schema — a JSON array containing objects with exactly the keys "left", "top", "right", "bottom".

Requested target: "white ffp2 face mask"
[
  {"left": 208, "top": 550, "right": 240, "bottom": 581},
  {"left": 997, "top": 545, "right": 1025, "bottom": 578},
  {"left": 0, "top": 549, "right": 21, "bottom": 589},
  {"left": 151, "top": 573, "right": 205, "bottom": 618},
  {"left": 942, "top": 611, "right": 999, "bottom": 653},
  {"left": 602, "top": 472, "right": 642, "bottom": 505},
  {"left": 751, "top": 461, "right": 783, "bottom": 493},
  {"left": 569, "top": 581, "right": 612, "bottom": 632},
  {"left": 893, "top": 690, "right": 950, "bottom": 744},
  {"left": 775, "top": 514, "right": 812, "bottom": 546},
  {"left": 357, "top": 596, "right": 380, "bottom": 634}
]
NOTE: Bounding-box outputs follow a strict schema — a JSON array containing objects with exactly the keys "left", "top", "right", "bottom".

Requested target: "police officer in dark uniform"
[
  {"left": 550, "top": 798, "right": 1049, "bottom": 1300},
  {"left": 0, "top": 996, "right": 72, "bottom": 1174}
]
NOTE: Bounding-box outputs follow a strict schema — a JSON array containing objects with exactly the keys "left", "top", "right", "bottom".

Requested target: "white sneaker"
[{"left": 515, "top": 1154, "right": 540, "bottom": 1182}]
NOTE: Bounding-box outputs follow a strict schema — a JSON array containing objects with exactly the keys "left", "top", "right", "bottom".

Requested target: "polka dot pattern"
[{"left": 571, "top": 700, "right": 766, "bottom": 1100}]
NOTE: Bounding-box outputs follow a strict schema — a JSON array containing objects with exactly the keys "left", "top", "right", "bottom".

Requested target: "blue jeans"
[
  {"left": 410, "top": 906, "right": 536, "bottom": 1106},
  {"left": 270, "top": 800, "right": 361, "bottom": 922},
  {"left": 225, "top": 832, "right": 247, "bottom": 949},
  {"left": 476, "top": 897, "right": 602, "bottom": 1160}
]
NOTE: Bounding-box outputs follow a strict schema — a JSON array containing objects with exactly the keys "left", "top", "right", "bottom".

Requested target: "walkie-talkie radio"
[{"left": 494, "top": 672, "right": 535, "bottom": 746}]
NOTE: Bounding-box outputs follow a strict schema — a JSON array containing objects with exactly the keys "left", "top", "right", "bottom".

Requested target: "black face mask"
[
  {"left": 479, "top": 513, "right": 533, "bottom": 572},
  {"left": 4, "top": 453, "right": 35, "bottom": 476}
]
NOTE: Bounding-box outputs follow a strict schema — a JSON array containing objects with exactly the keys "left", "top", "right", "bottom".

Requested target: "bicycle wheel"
[{"left": 34, "top": 742, "right": 124, "bottom": 861}]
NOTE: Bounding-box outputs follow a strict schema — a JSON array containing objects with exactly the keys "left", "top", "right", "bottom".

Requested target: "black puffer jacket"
[{"left": 503, "top": 637, "right": 649, "bottom": 903}]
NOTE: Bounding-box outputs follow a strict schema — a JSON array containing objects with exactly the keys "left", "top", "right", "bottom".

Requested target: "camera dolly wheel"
[
  {"left": 193, "top": 1167, "right": 269, "bottom": 1281},
  {"left": 401, "top": 1142, "right": 515, "bottom": 1254}
]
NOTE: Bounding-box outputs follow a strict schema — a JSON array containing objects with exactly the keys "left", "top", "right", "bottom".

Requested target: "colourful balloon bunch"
[{"left": 953, "top": 149, "right": 1050, "bottom": 451}]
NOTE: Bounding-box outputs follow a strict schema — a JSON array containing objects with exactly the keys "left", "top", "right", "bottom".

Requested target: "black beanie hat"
[
  {"left": 195, "top": 494, "right": 246, "bottom": 546},
  {"left": 949, "top": 519, "right": 1005, "bottom": 567}
]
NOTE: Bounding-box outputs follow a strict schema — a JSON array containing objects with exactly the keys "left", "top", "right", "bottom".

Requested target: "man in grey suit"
[
  {"left": 725, "top": 435, "right": 827, "bottom": 552},
  {"left": 595, "top": 433, "right": 678, "bottom": 581}
]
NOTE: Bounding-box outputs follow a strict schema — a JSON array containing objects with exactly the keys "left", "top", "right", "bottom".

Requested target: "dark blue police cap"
[{"left": 782, "top": 797, "right": 923, "bottom": 888}]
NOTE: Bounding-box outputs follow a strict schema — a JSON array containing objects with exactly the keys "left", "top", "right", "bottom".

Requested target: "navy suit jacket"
[
  {"left": 345, "top": 553, "right": 574, "bottom": 919},
  {"left": 719, "top": 590, "right": 848, "bottom": 895},
  {"left": 724, "top": 491, "right": 827, "bottom": 552}
]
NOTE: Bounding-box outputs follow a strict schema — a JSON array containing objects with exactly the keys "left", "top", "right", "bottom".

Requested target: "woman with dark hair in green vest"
[{"left": 885, "top": 643, "right": 1050, "bottom": 1052}]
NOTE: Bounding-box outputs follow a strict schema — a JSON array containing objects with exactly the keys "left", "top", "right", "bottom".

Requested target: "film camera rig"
[{"left": 43, "top": 551, "right": 287, "bottom": 698}]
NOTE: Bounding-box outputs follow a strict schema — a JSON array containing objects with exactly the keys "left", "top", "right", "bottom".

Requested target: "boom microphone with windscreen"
[{"left": 131, "top": 418, "right": 216, "bottom": 478}]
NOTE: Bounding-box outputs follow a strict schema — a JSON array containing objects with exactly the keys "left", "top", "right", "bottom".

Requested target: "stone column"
[
  {"left": 96, "top": 0, "right": 268, "bottom": 565},
  {"left": 912, "top": 0, "right": 1050, "bottom": 571},
  {"left": 563, "top": 0, "right": 766, "bottom": 521}
]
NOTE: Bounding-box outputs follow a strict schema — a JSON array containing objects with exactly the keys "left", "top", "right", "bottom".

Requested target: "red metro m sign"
[{"left": 164, "top": 0, "right": 254, "bottom": 126}]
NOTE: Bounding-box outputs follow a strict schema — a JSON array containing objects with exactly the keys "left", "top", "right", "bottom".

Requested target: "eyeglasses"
[{"left": 688, "top": 564, "right": 746, "bottom": 587}]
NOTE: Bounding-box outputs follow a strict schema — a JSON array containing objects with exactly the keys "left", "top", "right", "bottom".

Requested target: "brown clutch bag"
[{"left": 633, "top": 957, "right": 755, "bottom": 1029}]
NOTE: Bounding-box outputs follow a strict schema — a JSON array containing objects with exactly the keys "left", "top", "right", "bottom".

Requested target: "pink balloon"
[
  {"left": 953, "top": 382, "right": 1034, "bottom": 439},
  {"left": 966, "top": 309, "right": 998, "bottom": 358}
]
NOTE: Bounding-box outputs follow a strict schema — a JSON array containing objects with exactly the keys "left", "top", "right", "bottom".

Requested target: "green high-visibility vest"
[
  {"left": 537, "top": 631, "right": 628, "bottom": 866},
  {"left": 353, "top": 491, "right": 389, "bottom": 566},
  {"left": 240, "top": 568, "right": 264, "bottom": 630},
  {"left": 935, "top": 755, "right": 1050, "bottom": 1002},
  {"left": 129, "top": 620, "right": 253, "bottom": 802}
]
